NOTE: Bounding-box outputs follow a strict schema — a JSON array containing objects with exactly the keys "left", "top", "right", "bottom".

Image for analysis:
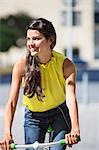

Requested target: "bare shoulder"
[
  {"left": 63, "top": 58, "right": 76, "bottom": 79},
  {"left": 12, "top": 56, "right": 26, "bottom": 78}
]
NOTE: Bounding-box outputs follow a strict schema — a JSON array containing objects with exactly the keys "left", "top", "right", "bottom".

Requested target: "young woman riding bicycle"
[{"left": 0, "top": 18, "right": 80, "bottom": 150}]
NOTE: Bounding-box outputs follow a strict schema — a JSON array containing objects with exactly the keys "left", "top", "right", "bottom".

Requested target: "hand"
[
  {"left": 0, "top": 135, "right": 13, "bottom": 150},
  {"left": 65, "top": 129, "right": 80, "bottom": 147}
]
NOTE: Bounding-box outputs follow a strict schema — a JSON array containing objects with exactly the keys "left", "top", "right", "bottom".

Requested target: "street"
[
  {"left": 0, "top": 84, "right": 99, "bottom": 150},
  {"left": 0, "top": 104, "right": 99, "bottom": 150}
]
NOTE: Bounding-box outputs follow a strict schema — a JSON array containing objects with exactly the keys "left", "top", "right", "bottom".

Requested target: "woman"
[{"left": 0, "top": 18, "right": 80, "bottom": 150}]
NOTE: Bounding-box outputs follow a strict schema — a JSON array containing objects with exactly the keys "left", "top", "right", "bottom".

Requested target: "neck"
[{"left": 38, "top": 50, "right": 52, "bottom": 64}]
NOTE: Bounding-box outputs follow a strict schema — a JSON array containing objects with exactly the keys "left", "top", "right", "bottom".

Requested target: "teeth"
[{"left": 30, "top": 48, "right": 35, "bottom": 51}]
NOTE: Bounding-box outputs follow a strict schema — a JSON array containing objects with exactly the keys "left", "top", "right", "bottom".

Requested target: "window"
[
  {"left": 61, "top": 11, "right": 67, "bottom": 25},
  {"left": 96, "top": 0, "right": 99, "bottom": 3},
  {"left": 95, "top": 12, "right": 99, "bottom": 24},
  {"left": 73, "top": 11, "right": 81, "bottom": 25},
  {"left": 73, "top": 47, "right": 79, "bottom": 56},
  {"left": 95, "top": 0, "right": 99, "bottom": 13},
  {"left": 64, "top": 47, "right": 79, "bottom": 58},
  {"left": 62, "top": 0, "right": 81, "bottom": 6},
  {"left": 72, "top": 0, "right": 80, "bottom": 6},
  {"left": 95, "top": 29, "right": 99, "bottom": 58},
  {"left": 61, "top": 11, "right": 81, "bottom": 26}
]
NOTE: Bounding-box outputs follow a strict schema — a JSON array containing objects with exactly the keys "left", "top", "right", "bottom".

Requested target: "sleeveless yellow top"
[{"left": 23, "top": 50, "right": 66, "bottom": 112}]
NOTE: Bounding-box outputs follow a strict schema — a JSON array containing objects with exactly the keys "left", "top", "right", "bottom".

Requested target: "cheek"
[
  {"left": 26, "top": 41, "right": 30, "bottom": 47},
  {"left": 35, "top": 41, "right": 43, "bottom": 48},
  {"left": 26, "top": 42, "right": 28, "bottom": 47},
  {"left": 39, "top": 40, "right": 48, "bottom": 47}
]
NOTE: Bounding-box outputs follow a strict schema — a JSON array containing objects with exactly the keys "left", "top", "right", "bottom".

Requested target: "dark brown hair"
[{"left": 24, "top": 18, "right": 56, "bottom": 101}]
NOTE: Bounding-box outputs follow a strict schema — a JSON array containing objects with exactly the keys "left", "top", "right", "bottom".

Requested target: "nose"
[
  {"left": 29, "top": 39, "right": 35, "bottom": 45},
  {"left": 27, "top": 39, "right": 35, "bottom": 47}
]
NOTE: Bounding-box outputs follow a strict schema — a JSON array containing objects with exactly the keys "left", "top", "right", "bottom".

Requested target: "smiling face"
[{"left": 26, "top": 29, "right": 52, "bottom": 56}]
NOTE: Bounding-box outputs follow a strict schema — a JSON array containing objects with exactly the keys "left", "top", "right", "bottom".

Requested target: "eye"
[
  {"left": 26, "top": 37, "right": 30, "bottom": 41},
  {"left": 26, "top": 36, "right": 42, "bottom": 42},
  {"left": 33, "top": 37, "right": 41, "bottom": 40}
]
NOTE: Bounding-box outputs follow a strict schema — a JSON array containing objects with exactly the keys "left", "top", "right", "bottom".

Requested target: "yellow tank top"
[{"left": 23, "top": 50, "right": 66, "bottom": 112}]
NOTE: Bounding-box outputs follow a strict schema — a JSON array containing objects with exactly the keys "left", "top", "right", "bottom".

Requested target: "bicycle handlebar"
[{"left": 10, "top": 136, "right": 80, "bottom": 149}]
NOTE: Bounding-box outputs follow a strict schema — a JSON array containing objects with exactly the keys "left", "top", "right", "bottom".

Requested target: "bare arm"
[
  {"left": 4, "top": 64, "right": 22, "bottom": 137},
  {"left": 63, "top": 58, "right": 80, "bottom": 146},
  {"left": 0, "top": 58, "right": 25, "bottom": 150}
]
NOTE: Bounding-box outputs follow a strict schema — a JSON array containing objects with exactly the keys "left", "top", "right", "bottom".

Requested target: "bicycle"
[
  {"left": 10, "top": 126, "right": 80, "bottom": 150},
  {"left": 10, "top": 139, "right": 66, "bottom": 150}
]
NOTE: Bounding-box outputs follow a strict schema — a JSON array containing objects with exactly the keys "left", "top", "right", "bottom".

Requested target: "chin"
[{"left": 31, "top": 52, "right": 38, "bottom": 56}]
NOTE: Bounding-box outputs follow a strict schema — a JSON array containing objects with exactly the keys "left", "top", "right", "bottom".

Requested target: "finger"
[
  {"left": 70, "top": 134, "right": 75, "bottom": 144},
  {"left": 65, "top": 134, "right": 72, "bottom": 147},
  {"left": 71, "top": 134, "right": 78, "bottom": 144},
  {"left": 6, "top": 141, "right": 10, "bottom": 150},
  {"left": 0, "top": 140, "right": 4, "bottom": 145},
  {"left": 0, "top": 140, "right": 2, "bottom": 144},
  {"left": 68, "top": 135, "right": 73, "bottom": 146},
  {"left": 0, "top": 142, "right": 5, "bottom": 150},
  {"left": 2, "top": 142, "right": 7, "bottom": 150},
  {"left": 1, "top": 144, "right": 3, "bottom": 150},
  {"left": 65, "top": 134, "right": 69, "bottom": 144}
]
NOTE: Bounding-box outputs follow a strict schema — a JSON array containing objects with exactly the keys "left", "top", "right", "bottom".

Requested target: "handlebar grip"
[
  {"left": 10, "top": 143, "right": 16, "bottom": 149},
  {"left": 59, "top": 139, "right": 66, "bottom": 145},
  {"left": 77, "top": 136, "right": 81, "bottom": 142},
  {"left": 60, "top": 136, "right": 81, "bottom": 145}
]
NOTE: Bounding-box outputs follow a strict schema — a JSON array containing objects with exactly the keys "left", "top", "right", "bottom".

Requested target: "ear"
[{"left": 48, "top": 38, "right": 52, "bottom": 46}]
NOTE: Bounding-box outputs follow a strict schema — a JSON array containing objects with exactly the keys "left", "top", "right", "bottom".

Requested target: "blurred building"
[{"left": 0, "top": 0, "right": 99, "bottom": 68}]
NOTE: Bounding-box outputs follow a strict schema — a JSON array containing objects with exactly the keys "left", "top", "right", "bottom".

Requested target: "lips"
[{"left": 30, "top": 47, "right": 39, "bottom": 52}]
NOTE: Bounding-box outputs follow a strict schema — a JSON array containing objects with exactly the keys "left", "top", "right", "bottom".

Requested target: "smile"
[{"left": 30, "top": 48, "right": 39, "bottom": 56}]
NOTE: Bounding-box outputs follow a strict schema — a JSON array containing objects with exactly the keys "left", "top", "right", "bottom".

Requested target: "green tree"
[{"left": 0, "top": 12, "right": 35, "bottom": 52}]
